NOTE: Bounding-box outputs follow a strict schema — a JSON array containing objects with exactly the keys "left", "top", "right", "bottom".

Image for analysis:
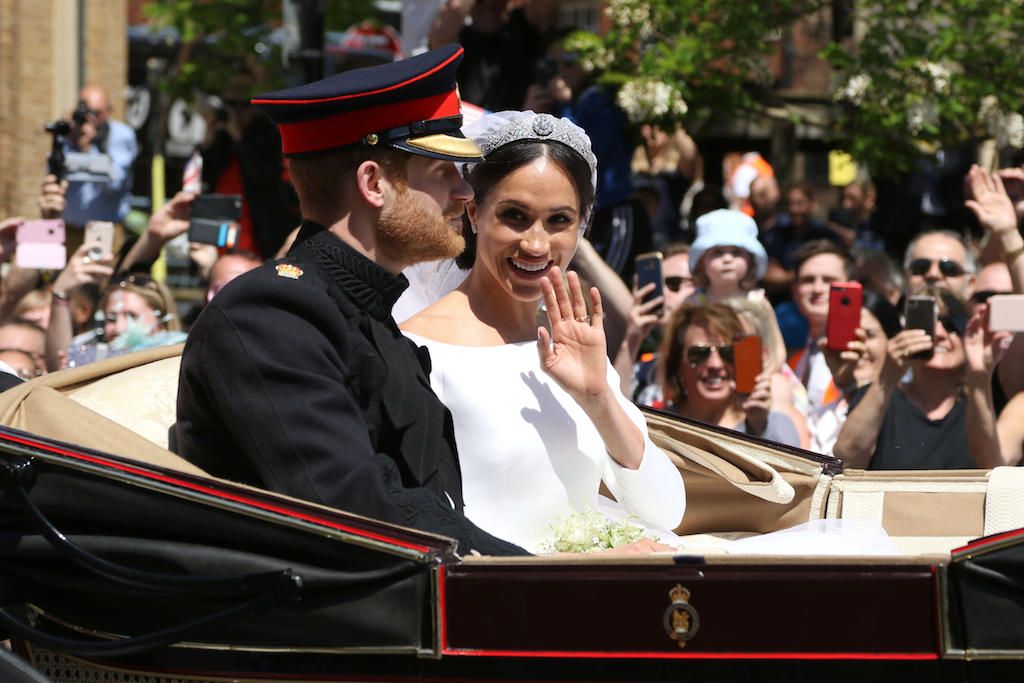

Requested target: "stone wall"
[{"left": 0, "top": 0, "right": 127, "bottom": 219}]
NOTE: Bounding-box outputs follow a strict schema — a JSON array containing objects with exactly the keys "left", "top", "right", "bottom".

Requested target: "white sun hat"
[{"left": 689, "top": 209, "right": 768, "bottom": 280}]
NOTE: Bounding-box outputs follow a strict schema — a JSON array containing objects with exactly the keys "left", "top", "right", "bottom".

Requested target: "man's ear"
[
  {"left": 466, "top": 199, "right": 478, "bottom": 228},
  {"left": 355, "top": 160, "right": 387, "bottom": 209}
]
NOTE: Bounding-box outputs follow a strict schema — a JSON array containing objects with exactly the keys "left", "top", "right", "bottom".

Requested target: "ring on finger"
[
  {"left": 82, "top": 256, "right": 92, "bottom": 264},
  {"left": 576, "top": 315, "right": 592, "bottom": 324}
]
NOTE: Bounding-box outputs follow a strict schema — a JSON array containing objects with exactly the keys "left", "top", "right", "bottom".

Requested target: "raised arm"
[
  {"left": 963, "top": 304, "right": 1011, "bottom": 468},
  {"left": 119, "top": 191, "right": 194, "bottom": 274},
  {"left": 833, "top": 329, "right": 931, "bottom": 468},
  {"left": 45, "top": 244, "right": 113, "bottom": 371},
  {"left": 611, "top": 280, "right": 662, "bottom": 396},
  {"left": 571, "top": 236, "right": 633, "bottom": 359},
  {"left": 997, "top": 392, "right": 1024, "bottom": 467}
]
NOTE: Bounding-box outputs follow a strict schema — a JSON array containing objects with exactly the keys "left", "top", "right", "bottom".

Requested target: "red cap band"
[{"left": 278, "top": 90, "right": 462, "bottom": 156}]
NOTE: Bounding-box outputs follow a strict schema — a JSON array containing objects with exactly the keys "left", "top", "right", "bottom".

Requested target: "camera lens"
[{"left": 840, "top": 296, "right": 850, "bottom": 305}]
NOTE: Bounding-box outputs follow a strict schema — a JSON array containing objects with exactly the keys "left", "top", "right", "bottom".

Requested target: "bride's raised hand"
[{"left": 537, "top": 266, "right": 609, "bottom": 400}]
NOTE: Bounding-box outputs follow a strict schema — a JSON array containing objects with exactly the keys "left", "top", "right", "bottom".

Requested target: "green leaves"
[
  {"left": 590, "top": 0, "right": 1024, "bottom": 177},
  {"left": 824, "top": 0, "right": 1024, "bottom": 175},
  {"left": 142, "top": 0, "right": 375, "bottom": 102}
]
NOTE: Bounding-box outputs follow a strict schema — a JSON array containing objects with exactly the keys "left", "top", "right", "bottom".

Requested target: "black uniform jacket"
[{"left": 173, "top": 222, "right": 526, "bottom": 556}]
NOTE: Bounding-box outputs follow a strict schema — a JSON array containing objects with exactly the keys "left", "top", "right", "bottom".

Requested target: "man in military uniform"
[{"left": 174, "top": 45, "right": 525, "bottom": 556}]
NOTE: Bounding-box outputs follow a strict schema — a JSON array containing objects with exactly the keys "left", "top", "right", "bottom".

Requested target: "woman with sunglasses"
[
  {"left": 46, "top": 245, "right": 183, "bottom": 369},
  {"left": 401, "top": 111, "right": 685, "bottom": 553},
  {"left": 612, "top": 242, "right": 695, "bottom": 403},
  {"left": 657, "top": 302, "right": 800, "bottom": 447},
  {"left": 833, "top": 289, "right": 1008, "bottom": 469}
]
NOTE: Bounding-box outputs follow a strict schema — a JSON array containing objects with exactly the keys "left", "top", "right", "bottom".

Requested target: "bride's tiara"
[{"left": 461, "top": 111, "right": 598, "bottom": 195}]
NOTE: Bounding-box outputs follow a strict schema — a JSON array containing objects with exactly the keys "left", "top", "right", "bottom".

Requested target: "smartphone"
[
  {"left": 190, "top": 194, "right": 242, "bottom": 220},
  {"left": 988, "top": 294, "right": 1024, "bottom": 332},
  {"left": 635, "top": 251, "right": 664, "bottom": 315},
  {"left": 826, "top": 282, "right": 863, "bottom": 351},
  {"left": 189, "top": 218, "right": 239, "bottom": 249},
  {"left": 733, "top": 334, "right": 762, "bottom": 394},
  {"left": 15, "top": 219, "right": 66, "bottom": 269},
  {"left": 83, "top": 220, "right": 115, "bottom": 261},
  {"left": 904, "top": 295, "right": 937, "bottom": 359}
]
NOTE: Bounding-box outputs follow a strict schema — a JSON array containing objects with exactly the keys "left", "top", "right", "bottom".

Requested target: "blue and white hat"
[{"left": 689, "top": 209, "right": 768, "bottom": 280}]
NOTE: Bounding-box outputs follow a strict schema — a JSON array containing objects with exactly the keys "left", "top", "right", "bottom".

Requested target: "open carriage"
[{"left": 0, "top": 345, "right": 1022, "bottom": 682}]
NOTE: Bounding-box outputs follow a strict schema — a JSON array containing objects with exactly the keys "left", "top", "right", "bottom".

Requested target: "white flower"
[
  {"left": 919, "top": 61, "right": 951, "bottom": 94},
  {"left": 978, "top": 97, "right": 1024, "bottom": 149},
  {"left": 605, "top": 0, "right": 655, "bottom": 40},
  {"left": 979, "top": 95, "right": 1001, "bottom": 126},
  {"left": 540, "top": 510, "right": 652, "bottom": 553},
  {"left": 1001, "top": 113, "right": 1024, "bottom": 149},
  {"left": 835, "top": 73, "right": 871, "bottom": 105},
  {"left": 907, "top": 99, "right": 938, "bottom": 135},
  {"left": 617, "top": 79, "right": 687, "bottom": 124}
]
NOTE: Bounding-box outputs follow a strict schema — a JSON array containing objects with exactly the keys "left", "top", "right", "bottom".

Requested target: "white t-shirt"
[{"left": 403, "top": 332, "right": 687, "bottom": 552}]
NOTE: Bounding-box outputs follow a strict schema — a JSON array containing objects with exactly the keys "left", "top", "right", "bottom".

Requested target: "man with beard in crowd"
[{"left": 174, "top": 45, "right": 526, "bottom": 556}]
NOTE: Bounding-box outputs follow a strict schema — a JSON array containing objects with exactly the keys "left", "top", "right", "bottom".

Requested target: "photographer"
[{"left": 51, "top": 85, "right": 138, "bottom": 250}]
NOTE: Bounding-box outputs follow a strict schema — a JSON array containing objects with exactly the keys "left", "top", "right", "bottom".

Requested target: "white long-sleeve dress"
[{"left": 403, "top": 332, "right": 686, "bottom": 553}]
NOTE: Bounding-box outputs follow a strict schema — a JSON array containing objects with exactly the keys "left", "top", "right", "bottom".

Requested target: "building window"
[{"left": 559, "top": 1, "right": 600, "bottom": 34}]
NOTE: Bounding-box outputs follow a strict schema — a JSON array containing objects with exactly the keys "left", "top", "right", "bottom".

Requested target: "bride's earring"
[{"left": 470, "top": 222, "right": 478, "bottom": 234}]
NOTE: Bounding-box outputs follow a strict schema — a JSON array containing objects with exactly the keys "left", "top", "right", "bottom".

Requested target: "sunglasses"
[
  {"left": 665, "top": 276, "right": 694, "bottom": 293},
  {"left": 908, "top": 258, "right": 965, "bottom": 278},
  {"left": 685, "top": 344, "right": 734, "bottom": 368},
  {"left": 938, "top": 314, "right": 967, "bottom": 336},
  {"left": 114, "top": 273, "right": 162, "bottom": 293},
  {"left": 970, "top": 289, "right": 1010, "bottom": 304}
]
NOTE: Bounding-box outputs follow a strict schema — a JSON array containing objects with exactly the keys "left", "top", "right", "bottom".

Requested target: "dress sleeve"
[{"left": 600, "top": 362, "right": 686, "bottom": 531}]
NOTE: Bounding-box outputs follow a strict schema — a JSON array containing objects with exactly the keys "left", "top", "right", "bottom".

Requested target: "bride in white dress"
[{"left": 400, "top": 111, "right": 685, "bottom": 553}]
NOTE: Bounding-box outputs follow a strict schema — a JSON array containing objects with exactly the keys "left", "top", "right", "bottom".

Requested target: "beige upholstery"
[
  {"left": 65, "top": 355, "right": 181, "bottom": 450},
  {"left": 0, "top": 345, "right": 204, "bottom": 476}
]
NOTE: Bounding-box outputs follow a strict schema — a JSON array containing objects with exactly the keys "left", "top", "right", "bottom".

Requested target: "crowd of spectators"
[{"left": 3, "top": 4, "right": 1024, "bottom": 479}]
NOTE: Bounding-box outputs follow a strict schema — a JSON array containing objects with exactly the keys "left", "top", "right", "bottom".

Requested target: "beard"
[{"left": 377, "top": 186, "right": 466, "bottom": 266}]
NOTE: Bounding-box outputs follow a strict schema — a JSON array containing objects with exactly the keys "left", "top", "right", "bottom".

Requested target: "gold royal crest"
[{"left": 275, "top": 263, "right": 303, "bottom": 280}]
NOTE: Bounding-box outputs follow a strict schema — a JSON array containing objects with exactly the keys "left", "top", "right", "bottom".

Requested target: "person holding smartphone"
[
  {"left": 612, "top": 243, "right": 697, "bottom": 404},
  {"left": 833, "top": 289, "right": 1008, "bottom": 469},
  {"left": 657, "top": 302, "right": 800, "bottom": 447}
]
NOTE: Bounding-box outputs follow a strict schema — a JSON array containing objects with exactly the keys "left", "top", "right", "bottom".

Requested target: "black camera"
[
  {"left": 43, "top": 120, "right": 71, "bottom": 180},
  {"left": 71, "top": 100, "right": 93, "bottom": 126}
]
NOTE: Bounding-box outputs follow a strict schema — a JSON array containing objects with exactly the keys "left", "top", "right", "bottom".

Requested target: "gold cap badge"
[{"left": 276, "top": 263, "right": 303, "bottom": 280}]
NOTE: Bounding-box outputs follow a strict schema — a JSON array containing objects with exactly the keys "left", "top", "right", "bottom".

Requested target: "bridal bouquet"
[{"left": 540, "top": 510, "right": 652, "bottom": 554}]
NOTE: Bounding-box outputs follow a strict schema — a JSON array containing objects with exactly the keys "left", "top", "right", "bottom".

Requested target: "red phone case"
[
  {"left": 733, "top": 335, "right": 762, "bottom": 394},
  {"left": 826, "top": 282, "right": 863, "bottom": 352}
]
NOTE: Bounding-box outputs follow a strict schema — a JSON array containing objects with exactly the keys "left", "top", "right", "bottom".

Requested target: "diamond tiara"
[{"left": 473, "top": 113, "right": 598, "bottom": 182}]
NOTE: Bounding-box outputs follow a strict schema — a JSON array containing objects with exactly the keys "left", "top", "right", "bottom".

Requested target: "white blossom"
[
  {"left": 919, "top": 61, "right": 951, "bottom": 94},
  {"left": 907, "top": 99, "right": 938, "bottom": 135},
  {"left": 617, "top": 79, "right": 688, "bottom": 124},
  {"left": 978, "top": 96, "right": 1024, "bottom": 149},
  {"left": 605, "top": 0, "right": 655, "bottom": 40},
  {"left": 835, "top": 73, "right": 871, "bottom": 105},
  {"left": 1001, "top": 113, "right": 1024, "bottom": 149}
]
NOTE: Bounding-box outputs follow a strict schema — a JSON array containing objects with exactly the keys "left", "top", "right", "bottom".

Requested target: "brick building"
[{"left": 0, "top": 0, "right": 127, "bottom": 219}]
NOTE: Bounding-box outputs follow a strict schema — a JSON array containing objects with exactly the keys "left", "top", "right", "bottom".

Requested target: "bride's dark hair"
[{"left": 455, "top": 140, "right": 596, "bottom": 269}]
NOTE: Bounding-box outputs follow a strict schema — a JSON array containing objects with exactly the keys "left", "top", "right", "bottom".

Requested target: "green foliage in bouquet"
[{"left": 539, "top": 510, "right": 654, "bottom": 554}]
